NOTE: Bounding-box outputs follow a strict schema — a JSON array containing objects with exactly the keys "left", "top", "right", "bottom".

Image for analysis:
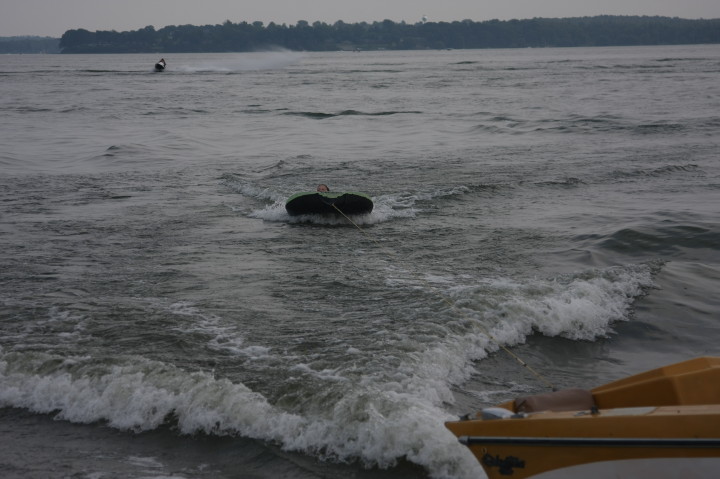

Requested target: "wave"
[
  {"left": 580, "top": 223, "right": 720, "bottom": 256},
  {"left": 534, "top": 177, "right": 586, "bottom": 187},
  {"left": 0, "top": 351, "right": 300, "bottom": 438},
  {"left": 389, "top": 262, "right": 659, "bottom": 345},
  {"left": 608, "top": 163, "right": 701, "bottom": 180},
  {"left": 82, "top": 144, "right": 162, "bottom": 167},
  {"left": 2, "top": 106, "right": 54, "bottom": 114},
  {"left": 284, "top": 110, "right": 422, "bottom": 120},
  {"left": 0, "top": 152, "right": 24, "bottom": 172},
  {"left": 0, "top": 260, "right": 658, "bottom": 478},
  {"left": 468, "top": 114, "right": 713, "bottom": 136},
  {"left": 141, "top": 106, "right": 210, "bottom": 116},
  {"left": 0, "top": 350, "right": 482, "bottom": 478},
  {"left": 470, "top": 114, "right": 621, "bottom": 135}
]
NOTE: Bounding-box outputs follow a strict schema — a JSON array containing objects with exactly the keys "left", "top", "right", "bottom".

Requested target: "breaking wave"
[{"left": 0, "top": 260, "right": 658, "bottom": 478}]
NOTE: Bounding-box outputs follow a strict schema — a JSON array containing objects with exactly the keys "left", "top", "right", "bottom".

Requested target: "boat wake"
[
  {"left": 0, "top": 259, "right": 660, "bottom": 479},
  {"left": 248, "top": 196, "right": 414, "bottom": 225},
  {"left": 177, "top": 50, "right": 302, "bottom": 73}
]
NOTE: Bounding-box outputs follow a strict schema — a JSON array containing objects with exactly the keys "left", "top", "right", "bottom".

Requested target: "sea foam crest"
[
  {"left": 0, "top": 351, "right": 482, "bottom": 479},
  {"left": 0, "top": 352, "right": 300, "bottom": 438},
  {"left": 378, "top": 261, "right": 659, "bottom": 390},
  {"left": 444, "top": 262, "right": 658, "bottom": 345}
]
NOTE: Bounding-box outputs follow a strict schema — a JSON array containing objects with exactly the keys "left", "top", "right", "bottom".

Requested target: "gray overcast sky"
[{"left": 3, "top": 0, "right": 720, "bottom": 37}]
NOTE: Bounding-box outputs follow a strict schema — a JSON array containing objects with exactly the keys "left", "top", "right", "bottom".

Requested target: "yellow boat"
[{"left": 446, "top": 356, "right": 720, "bottom": 479}]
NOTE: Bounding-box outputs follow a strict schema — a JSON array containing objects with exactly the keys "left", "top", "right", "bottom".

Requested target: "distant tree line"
[
  {"left": 0, "top": 36, "right": 60, "bottom": 53},
  {"left": 57, "top": 16, "right": 720, "bottom": 53}
]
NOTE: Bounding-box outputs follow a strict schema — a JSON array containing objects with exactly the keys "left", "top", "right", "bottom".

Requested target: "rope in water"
[{"left": 331, "top": 203, "right": 556, "bottom": 391}]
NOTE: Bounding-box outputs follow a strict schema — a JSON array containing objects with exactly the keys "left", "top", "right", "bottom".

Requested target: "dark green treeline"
[
  {"left": 0, "top": 37, "right": 60, "bottom": 54},
  {"left": 59, "top": 16, "right": 720, "bottom": 53}
]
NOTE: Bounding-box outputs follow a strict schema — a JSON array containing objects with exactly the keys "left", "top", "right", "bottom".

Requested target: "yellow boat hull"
[{"left": 446, "top": 357, "right": 720, "bottom": 479}]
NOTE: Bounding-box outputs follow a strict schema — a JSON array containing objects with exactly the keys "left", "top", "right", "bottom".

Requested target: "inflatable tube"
[{"left": 285, "top": 192, "right": 373, "bottom": 216}]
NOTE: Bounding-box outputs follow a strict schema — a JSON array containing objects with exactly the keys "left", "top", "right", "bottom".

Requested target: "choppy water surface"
[{"left": 1, "top": 45, "right": 719, "bottom": 478}]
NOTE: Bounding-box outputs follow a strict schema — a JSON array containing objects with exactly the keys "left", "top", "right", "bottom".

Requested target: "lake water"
[{"left": 1, "top": 45, "right": 719, "bottom": 478}]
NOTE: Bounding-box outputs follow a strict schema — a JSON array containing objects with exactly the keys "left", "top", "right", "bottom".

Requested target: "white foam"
[
  {"left": 166, "top": 301, "right": 270, "bottom": 358},
  {"left": 459, "top": 263, "right": 656, "bottom": 342},
  {"left": 0, "top": 262, "right": 658, "bottom": 479},
  {"left": 376, "top": 262, "right": 659, "bottom": 400},
  {"left": 222, "top": 181, "right": 474, "bottom": 225},
  {"left": 0, "top": 352, "right": 481, "bottom": 478},
  {"left": 247, "top": 194, "right": 418, "bottom": 225},
  {"left": 290, "top": 363, "right": 351, "bottom": 383},
  {"left": 0, "top": 353, "right": 299, "bottom": 436},
  {"left": 385, "top": 262, "right": 655, "bottom": 343}
]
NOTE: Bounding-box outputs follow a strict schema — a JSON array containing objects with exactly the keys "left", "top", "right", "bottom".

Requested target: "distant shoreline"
[
  {"left": 4, "top": 16, "right": 720, "bottom": 54},
  {"left": 0, "top": 36, "right": 60, "bottom": 54}
]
